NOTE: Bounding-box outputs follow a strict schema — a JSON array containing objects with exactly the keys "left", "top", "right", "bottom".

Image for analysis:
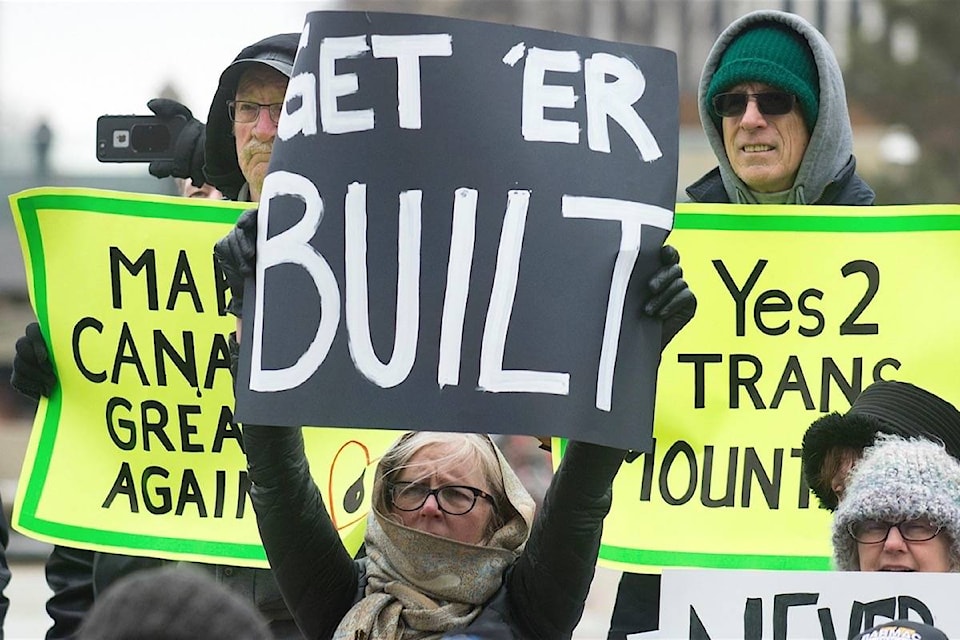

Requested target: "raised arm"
[
  {"left": 242, "top": 424, "right": 359, "bottom": 640},
  {"left": 507, "top": 243, "right": 696, "bottom": 639},
  {"left": 215, "top": 214, "right": 360, "bottom": 639},
  {"left": 507, "top": 441, "right": 627, "bottom": 639}
]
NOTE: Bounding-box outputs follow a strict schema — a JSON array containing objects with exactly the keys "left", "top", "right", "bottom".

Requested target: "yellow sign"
[
  {"left": 9, "top": 187, "right": 401, "bottom": 567},
  {"left": 15, "top": 192, "right": 960, "bottom": 571},
  {"left": 600, "top": 203, "right": 960, "bottom": 572}
]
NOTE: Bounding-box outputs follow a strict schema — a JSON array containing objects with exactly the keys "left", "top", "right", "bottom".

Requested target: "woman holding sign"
[
  {"left": 244, "top": 427, "right": 625, "bottom": 639},
  {"left": 214, "top": 212, "right": 696, "bottom": 639}
]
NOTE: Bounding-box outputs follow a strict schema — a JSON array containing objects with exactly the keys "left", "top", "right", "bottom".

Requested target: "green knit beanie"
[{"left": 707, "top": 22, "right": 820, "bottom": 132}]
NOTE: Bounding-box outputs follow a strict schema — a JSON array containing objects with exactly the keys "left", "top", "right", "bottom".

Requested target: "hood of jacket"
[
  {"left": 204, "top": 33, "right": 300, "bottom": 202},
  {"left": 697, "top": 10, "right": 854, "bottom": 205}
]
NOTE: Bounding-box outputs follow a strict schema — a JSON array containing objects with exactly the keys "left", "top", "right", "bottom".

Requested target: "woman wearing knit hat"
[{"left": 833, "top": 434, "right": 960, "bottom": 572}]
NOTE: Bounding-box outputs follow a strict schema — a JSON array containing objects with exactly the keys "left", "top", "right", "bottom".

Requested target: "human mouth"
[
  {"left": 742, "top": 144, "right": 775, "bottom": 153},
  {"left": 878, "top": 566, "right": 914, "bottom": 572},
  {"left": 241, "top": 141, "right": 273, "bottom": 164}
]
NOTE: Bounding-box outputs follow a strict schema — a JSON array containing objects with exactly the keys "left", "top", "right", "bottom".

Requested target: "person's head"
[
  {"left": 832, "top": 434, "right": 960, "bottom": 572},
  {"left": 373, "top": 432, "right": 527, "bottom": 546},
  {"left": 706, "top": 22, "right": 817, "bottom": 193},
  {"left": 802, "top": 380, "right": 960, "bottom": 511},
  {"left": 76, "top": 565, "right": 272, "bottom": 639},
  {"left": 231, "top": 65, "right": 288, "bottom": 201},
  {"left": 853, "top": 620, "right": 949, "bottom": 640},
  {"left": 204, "top": 33, "right": 299, "bottom": 202},
  {"left": 697, "top": 10, "right": 856, "bottom": 204},
  {"left": 174, "top": 177, "right": 223, "bottom": 200}
]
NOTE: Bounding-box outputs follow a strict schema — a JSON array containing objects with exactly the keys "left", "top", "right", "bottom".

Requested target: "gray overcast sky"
[{"left": 0, "top": 0, "right": 327, "bottom": 174}]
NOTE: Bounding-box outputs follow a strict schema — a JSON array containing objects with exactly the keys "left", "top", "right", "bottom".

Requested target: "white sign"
[{"left": 629, "top": 569, "right": 960, "bottom": 639}]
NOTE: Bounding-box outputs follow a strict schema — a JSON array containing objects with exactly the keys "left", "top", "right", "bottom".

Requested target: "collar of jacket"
[{"left": 684, "top": 155, "right": 874, "bottom": 205}]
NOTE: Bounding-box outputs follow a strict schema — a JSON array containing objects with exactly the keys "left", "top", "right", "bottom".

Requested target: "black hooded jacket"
[{"left": 204, "top": 33, "right": 300, "bottom": 201}]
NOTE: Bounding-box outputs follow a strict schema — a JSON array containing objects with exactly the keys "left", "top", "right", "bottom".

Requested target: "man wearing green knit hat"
[
  {"left": 687, "top": 10, "right": 874, "bottom": 206},
  {"left": 608, "top": 9, "right": 875, "bottom": 639},
  {"left": 706, "top": 23, "right": 821, "bottom": 136}
]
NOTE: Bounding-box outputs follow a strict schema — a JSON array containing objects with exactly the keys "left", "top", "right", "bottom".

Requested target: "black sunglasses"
[{"left": 712, "top": 92, "right": 796, "bottom": 118}]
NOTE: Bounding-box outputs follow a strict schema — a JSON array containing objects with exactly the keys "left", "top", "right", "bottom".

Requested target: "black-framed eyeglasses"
[
  {"left": 847, "top": 519, "right": 943, "bottom": 544},
  {"left": 712, "top": 92, "right": 796, "bottom": 118},
  {"left": 227, "top": 100, "right": 283, "bottom": 125},
  {"left": 388, "top": 481, "right": 496, "bottom": 515}
]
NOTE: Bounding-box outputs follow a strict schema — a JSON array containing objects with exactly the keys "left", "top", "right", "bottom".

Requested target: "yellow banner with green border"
[
  {"left": 13, "top": 191, "right": 960, "bottom": 571},
  {"left": 9, "top": 187, "right": 401, "bottom": 568},
  {"left": 599, "top": 202, "right": 960, "bottom": 572}
]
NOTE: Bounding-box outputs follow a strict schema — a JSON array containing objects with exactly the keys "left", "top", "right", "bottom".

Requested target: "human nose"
[
  {"left": 418, "top": 492, "right": 443, "bottom": 516},
  {"left": 739, "top": 96, "right": 767, "bottom": 128},
  {"left": 882, "top": 525, "right": 908, "bottom": 551},
  {"left": 251, "top": 106, "right": 277, "bottom": 140}
]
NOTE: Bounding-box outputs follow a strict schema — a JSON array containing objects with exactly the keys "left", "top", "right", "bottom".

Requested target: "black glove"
[
  {"left": 213, "top": 208, "right": 258, "bottom": 318},
  {"left": 11, "top": 322, "right": 56, "bottom": 400},
  {"left": 644, "top": 244, "right": 697, "bottom": 351},
  {"left": 146, "top": 98, "right": 206, "bottom": 188}
]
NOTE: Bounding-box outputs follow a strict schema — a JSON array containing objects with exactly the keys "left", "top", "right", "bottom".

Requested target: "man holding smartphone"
[{"left": 12, "top": 32, "right": 303, "bottom": 639}]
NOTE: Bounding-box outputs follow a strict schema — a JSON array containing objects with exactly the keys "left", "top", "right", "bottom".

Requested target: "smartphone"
[{"left": 96, "top": 115, "right": 186, "bottom": 162}]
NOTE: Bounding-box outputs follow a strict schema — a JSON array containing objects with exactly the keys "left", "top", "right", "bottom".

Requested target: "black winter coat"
[{"left": 243, "top": 425, "right": 625, "bottom": 640}]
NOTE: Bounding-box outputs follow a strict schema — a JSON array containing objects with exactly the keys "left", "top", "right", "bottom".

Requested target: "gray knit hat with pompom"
[{"left": 832, "top": 433, "right": 960, "bottom": 571}]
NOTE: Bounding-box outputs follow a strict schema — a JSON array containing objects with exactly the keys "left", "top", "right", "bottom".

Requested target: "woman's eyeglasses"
[
  {"left": 712, "top": 92, "right": 796, "bottom": 118},
  {"left": 388, "top": 481, "right": 496, "bottom": 515},
  {"left": 847, "top": 518, "right": 943, "bottom": 544}
]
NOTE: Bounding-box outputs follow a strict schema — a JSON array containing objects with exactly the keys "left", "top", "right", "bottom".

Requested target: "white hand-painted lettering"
[
  {"left": 438, "top": 188, "right": 478, "bottom": 388},
  {"left": 345, "top": 183, "right": 422, "bottom": 388},
  {"left": 251, "top": 171, "right": 340, "bottom": 392},
  {"left": 562, "top": 195, "right": 673, "bottom": 410},
  {"left": 479, "top": 190, "right": 571, "bottom": 396},
  {"left": 371, "top": 34, "right": 453, "bottom": 130}
]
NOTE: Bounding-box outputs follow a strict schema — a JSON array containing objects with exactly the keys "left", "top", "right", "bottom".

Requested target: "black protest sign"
[{"left": 233, "top": 11, "right": 679, "bottom": 450}]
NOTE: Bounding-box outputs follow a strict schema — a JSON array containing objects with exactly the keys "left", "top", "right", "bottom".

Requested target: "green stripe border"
[
  {"left": 600, "top": 544, "right": 831, "bottom": 571},
  {"left": 674, "top": 211, "right": 960, "bottom": 233},
  {"left": 15, "top": 192, "right": 960, "bottom": 566}
]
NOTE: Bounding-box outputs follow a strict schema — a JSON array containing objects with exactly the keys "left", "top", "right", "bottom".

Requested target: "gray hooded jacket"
[{"left": 686, "top": 10, "right": 875, "bottom": 205}]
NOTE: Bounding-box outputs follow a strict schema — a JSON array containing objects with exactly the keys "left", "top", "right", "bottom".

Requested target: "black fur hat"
[
  {"left": 204, "top": 33, "right": 299, "bottom": 201},
  {"left": 801, "top": 380, "right": 960, "bottom": 511}
]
